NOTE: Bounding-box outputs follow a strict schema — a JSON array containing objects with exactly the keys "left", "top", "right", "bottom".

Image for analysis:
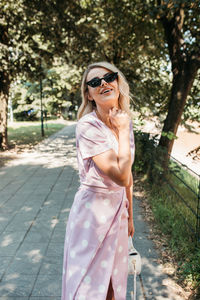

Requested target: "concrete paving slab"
[
  {"left": 0, "top": 297, "right": 29, "bottom": 300},
  {"left": 0, "top": 275, "right": 36, "bottom": 297},
  {"left": 31, "top": 274, "right": 62, "bottom": 297},
  {"left": 0, "top": 257, "right": 13, "bottom": 277},
  {"left": 39, "top": 256, "right": 62, "bottom": 275}
]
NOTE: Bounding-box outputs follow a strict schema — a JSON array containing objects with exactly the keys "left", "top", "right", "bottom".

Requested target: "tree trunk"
[
  {"left": 0, "top": 71, "right": 10, "bottom": 150},
  {"left": 158, "top": 60, "right": 198, "bottom": 168}
]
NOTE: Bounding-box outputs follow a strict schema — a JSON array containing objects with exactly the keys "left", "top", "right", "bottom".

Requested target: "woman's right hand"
[{"left": 109, "top": 107, "right": 130, "bottom": 131}]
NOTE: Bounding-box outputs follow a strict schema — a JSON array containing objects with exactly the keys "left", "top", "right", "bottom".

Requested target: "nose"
[{"left": 100, "top": 79, "right": 108, "bottom": 86}]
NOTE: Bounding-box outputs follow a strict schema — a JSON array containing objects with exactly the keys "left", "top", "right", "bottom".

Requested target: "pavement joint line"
[
  {"left": 0, "top": 163, "right": 67, "bottom": 283},
  {"left": 28, "top": 167, "right": 76, "bottom": 299},
  {"left": 0, "top": 164, "right": 29, "bottom": 192},
  {"left": 139, "top": 274, "right": 147, "bottom": 299},
  {"left": 0, "top": 165, "right": 41, "bottom": 209},
  {"left": 0, "top": 163, "right": 40, "bottom": 192},
  {"left": 0, "top": 168, "right": 61, "bottom": 236}
]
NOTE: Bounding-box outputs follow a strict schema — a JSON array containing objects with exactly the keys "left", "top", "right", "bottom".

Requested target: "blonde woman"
[{"left": 62, "top": 62, "right": 135, "bottom": 300}]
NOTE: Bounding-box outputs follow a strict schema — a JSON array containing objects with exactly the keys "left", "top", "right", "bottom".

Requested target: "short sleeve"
[
  {"left": 130, "top": 120, "right": 135, "bottom": 163},
  {"left": 76, "top": 119, "right": 112, "bottom": 160}
]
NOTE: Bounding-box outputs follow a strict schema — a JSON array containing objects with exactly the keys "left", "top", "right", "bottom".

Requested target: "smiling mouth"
[{"left": 101, "top": 88, "right": 112, "bottom": 94}]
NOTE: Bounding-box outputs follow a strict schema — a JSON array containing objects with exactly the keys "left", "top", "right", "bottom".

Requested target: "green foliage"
[
  {"left": 182, "top": 249, "right": 200, "bottom": 295},
  {"left": 135, "top": 128, "right": 200, "bottom": 294},
  {"left": 149, "top": 183, "right": 200, "bottom": 294},
  {"left": 132, "top": 130, "right": 158, "bottom": 173},
  {"left": 161, "top": 131, "right": 178, "bottom": 140},
  {"left": 11, "top": 61, "right": 82, "bottom": 119}
]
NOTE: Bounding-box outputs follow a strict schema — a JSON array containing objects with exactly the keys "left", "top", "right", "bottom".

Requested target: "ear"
[{"left": 87, "top": 90, "right": 93, "bottom": 101}]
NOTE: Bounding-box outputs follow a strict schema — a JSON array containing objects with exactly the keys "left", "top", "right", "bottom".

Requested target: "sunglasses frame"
[{"left": 86, "top": 72, "right": 118, "bottom": 88}]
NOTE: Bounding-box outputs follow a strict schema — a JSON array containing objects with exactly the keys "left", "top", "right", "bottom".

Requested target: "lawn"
[{"left": 7, "top": 120, "right": 68, "bottom": 150}]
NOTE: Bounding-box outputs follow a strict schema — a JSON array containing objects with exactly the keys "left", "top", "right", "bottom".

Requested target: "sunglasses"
[{"left": 86, "top": 72, "right": 118, "bottom": 88}]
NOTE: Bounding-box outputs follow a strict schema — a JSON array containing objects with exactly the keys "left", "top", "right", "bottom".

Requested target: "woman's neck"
[
  {"left": 95, "top": 108, "right": 111, "bottom": 128},
  {"left": 95, "top": 105, "right": 118, "bottom": 129}
]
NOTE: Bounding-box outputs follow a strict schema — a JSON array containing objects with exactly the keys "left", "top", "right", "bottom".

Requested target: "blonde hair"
[{"left": 77, "top": 61, "right": 132, "bottom": 120}]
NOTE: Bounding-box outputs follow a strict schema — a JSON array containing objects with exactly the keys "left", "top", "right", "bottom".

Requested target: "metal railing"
[{"left": 163, "top": 155, "right": 200, "bottom": 244}]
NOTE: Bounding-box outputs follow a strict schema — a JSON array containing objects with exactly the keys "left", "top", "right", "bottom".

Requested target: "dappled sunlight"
[
  {"left": 4, "top": 123, "right": 78, "bottom": 170},
  {"left": 20, "top": 206, "right": 33, "bottom": 212},
  {"left": 6, "top": 273, "right": 20, "bottom": 280},
  {"left": 61, "top": 208, "right": 70, "bottom": 213},
  {"left": 25, "top": 249, "right": 43, "bottom": 263},
  {"left": 0, "top": 283, "right": 17, "bottom": 293},
  {"left": 1, "top": 234, "right": 13, "bottom": 247},
  {"left": 140, "top": 257, "right": 189, "bottom": 299},
  {"left": 51, "top": 218, "right": 59, "bottom": 228},
  {"left": 0, "top": 123, "right": 78, "bottom": 297}
]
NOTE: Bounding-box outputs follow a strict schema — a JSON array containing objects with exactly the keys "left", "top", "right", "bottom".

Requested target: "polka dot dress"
[{"left": 61, "top": 111, "right": 135, "bottom": 300}]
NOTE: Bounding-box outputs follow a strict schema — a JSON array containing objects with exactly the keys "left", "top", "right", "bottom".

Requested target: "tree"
[
  {"left": 12, "top": 61, "right": 82, "bottom": 119},
  {"left": 154, "top": 1, "right": 200, "bottom": 166},
  {"left": 80, "top": 0, "right": 200, "bottom": 168},
  {"left": 0, "top": 0, "right": 90, "bottom": 149}
]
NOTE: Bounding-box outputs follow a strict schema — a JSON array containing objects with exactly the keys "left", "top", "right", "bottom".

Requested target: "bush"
[{"left": 14, "top": 110, "right": 39, "bottom": 121}]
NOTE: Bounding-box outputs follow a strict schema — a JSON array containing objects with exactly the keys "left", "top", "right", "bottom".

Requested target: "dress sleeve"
[
  {"left": 130, "top": 120, "right": 135, "bottom": 163},
  {"left": 76, "top": 119, "right": 112, "bottom": 160}
]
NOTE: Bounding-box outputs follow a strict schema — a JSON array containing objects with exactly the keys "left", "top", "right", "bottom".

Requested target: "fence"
[{"left": 163, "top": 155, "right": 200, "bottom": 244}]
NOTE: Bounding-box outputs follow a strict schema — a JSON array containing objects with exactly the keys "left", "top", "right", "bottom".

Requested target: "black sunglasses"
[{"left": 86, "top": 72, "right": 118, "bottom": 88}]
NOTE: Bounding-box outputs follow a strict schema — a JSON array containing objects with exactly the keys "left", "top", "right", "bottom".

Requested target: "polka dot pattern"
[
  {"left": 114, "top": 268, "right": 118, "bottom": 275},
  {"left": 98, "top": 234, "right": 104, "bottom": 242},
  {"left": 84, "top": 221, "right": 90, "bottom": 228},
  {"left": 117, "top": 285, "right": 122, "bottom": 293},
  {"left": 61, "top": 114, "right": 132, "bottom": 299},
  {"left": 85, "top": 202, "right": 91, "bottom": 209},
  {"left": 101, "top": 260, "right": 108, "bottom": 268},
  {"left": 100, "top": 215, "right": 106, "bottom": 223},
  {"left": 118, "top": 245, "right": 123, "bottom": 253},
  {"left": 70, "top": 221, "right": 74, "bottom": 229},
  {"left": 81, "top": 268, "right": 86, "bottom": 276},
  {"left": 84, "top": 275, "right": 91, "bottom": 284},
  {"left": 98, "top": 284, "right": 105, "bottom": 293},
  {"left": 82, "top": 239, "right": 88, "bottom": 247},
  {"left": 72, "top": 205, "right": 77, "bottom": 213},
  {"left": 123, "top": 256, "right": 127, "bottom": 263},
  {"left": 103, "top": 199, "right": 110, "bottom": 206},
  {"left": 70, "top": 250, "right": 76, "bottom": 258}
]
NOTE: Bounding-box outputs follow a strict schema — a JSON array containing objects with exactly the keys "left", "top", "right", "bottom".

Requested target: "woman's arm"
[
  {"left": 126, "top": 173, "right": 135, "bottom": 237},
  {"left": 92, "top": 109, "right": 132, "bottom": 187}
]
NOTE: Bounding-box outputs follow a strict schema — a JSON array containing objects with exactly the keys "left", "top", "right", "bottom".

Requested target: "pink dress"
[{"left": 61, "top": 110, "right": 135, "bottom": 300}]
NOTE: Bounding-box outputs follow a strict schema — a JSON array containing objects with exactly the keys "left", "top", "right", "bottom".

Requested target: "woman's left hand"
[{"left": 128, "top": 217, "right": 135, "bottom": 237}]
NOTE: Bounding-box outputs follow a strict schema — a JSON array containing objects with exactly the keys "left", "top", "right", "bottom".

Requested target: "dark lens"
[
  {"left": 87, "top": 78, "right": 101, "bottom": 87},
  {"left": 104, "top": 72, "right": 118, "bottom": 83}
]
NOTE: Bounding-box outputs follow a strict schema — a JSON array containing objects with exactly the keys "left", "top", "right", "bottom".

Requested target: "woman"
[{"left": 62, "top": 62, "right": 135, "bottom": 300}]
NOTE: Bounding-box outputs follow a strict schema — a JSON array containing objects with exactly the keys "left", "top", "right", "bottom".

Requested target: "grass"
[
  {"left": 7, "top": 120, "right": 67, "bottom": 149},
  {"left": 145, "top": 161, "right": 200, "bottom": 298},
  {"left": 164, "top": 159, "right": 199, "bottom": 238}
]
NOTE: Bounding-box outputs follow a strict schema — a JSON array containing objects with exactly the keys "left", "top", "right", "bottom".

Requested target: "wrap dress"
[{"left": 61, "top": 110, "right": 135, "bottom": 300}]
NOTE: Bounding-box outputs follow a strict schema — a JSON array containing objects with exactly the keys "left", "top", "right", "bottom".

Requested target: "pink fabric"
[{"left": 61, "top": 111, "right": 135, "bottom": 300}]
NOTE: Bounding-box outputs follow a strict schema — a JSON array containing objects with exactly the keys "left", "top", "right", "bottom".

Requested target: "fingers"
[{"left": 110, "top": 107, "right": 125, "bottom": 116}]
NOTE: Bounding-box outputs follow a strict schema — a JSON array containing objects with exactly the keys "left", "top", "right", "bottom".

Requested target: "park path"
[{"left": 0, "top": 123, "right": 188, "bottom": 299}]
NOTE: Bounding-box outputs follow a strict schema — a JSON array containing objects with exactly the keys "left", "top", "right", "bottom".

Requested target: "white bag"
[{"left": 128, "top": 236, "right": 142, "bottom": 300}]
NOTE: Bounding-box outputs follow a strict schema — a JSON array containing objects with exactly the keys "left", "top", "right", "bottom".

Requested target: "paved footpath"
[{"left": 0, "top": 123, "right": 188, "bottom": 300}]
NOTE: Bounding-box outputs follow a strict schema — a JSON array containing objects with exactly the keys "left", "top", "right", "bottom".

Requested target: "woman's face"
[{"left": 86, "top": 67, "right": 120, "bottom": 110}]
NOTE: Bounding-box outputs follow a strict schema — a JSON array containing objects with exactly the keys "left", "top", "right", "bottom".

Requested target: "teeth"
[{"left": 103, "top": 89, "right": 111, "bottom": 94}]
